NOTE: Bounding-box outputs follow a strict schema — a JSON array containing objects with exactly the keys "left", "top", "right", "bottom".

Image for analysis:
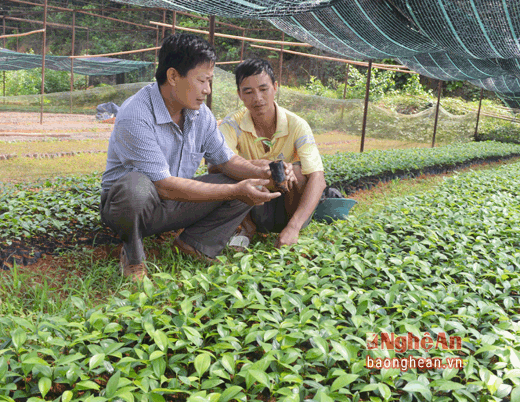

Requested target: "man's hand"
[
  {"left": 275, "top": 225, "right": 300, "bottom": 248},
  {"left": 236, "top": 179, "right": 281, "bottom": 206},
  {"left": 283, "top": 162, "right": 298, "bottom": 191}
]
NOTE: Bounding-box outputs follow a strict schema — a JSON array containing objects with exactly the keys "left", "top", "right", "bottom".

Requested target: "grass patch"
[
  {"left": 0, "top": 139, "right": 109, "bottom": 155},
  {"left": 0, "top": 153, "right": 107, "bottom": 183},
  {"left": 316, "top": 131, "right": 429, "bottom": 154}
]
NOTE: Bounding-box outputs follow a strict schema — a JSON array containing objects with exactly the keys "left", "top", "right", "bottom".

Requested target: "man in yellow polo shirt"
[{"left": 211, "top": 58, "right": 326, "bottom": 248}]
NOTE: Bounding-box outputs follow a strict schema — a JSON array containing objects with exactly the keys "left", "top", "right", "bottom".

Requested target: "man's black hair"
[
  {"left": 235, "top": 58, "right": 276, "bottom": 89},
  {"left": 155, "top": 33, "right": 216, "bottom": 85}
]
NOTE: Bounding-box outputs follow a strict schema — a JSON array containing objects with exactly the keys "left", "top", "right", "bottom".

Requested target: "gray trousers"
[{"left": 100, "top": 172, "right": 252, "bottom": 264}]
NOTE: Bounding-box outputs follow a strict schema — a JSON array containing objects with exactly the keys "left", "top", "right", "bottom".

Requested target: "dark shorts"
[{"left": 251, "top": 193, "right": 314, "bottom": 234}]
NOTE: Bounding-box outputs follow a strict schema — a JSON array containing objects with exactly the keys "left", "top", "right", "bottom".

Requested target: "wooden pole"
[
  {"left": 432, "top": 80, "right": 443, "bottom": 148},
  {"left": 249, "top": 43, "right": 413, "bottom": 72},
  {"left": 0, "top": 28, "right": 46, "bottom": 40},
  {"left": 206, "top": 15, "right": 216, "bottom": 111},
  {"left": 360, "top": 60, "right": 372, "bottom": 153},
  {"left": 40, "top": 0, "right": 48, "bottom": 125},
  {"left": 162, "top": 10, "right": 166, "bottom": 38},
  {"left": 171, "top": 11, "right": 176, "bottom": 35},
  {"left": 277, "top": 32, "right": 284, "bottom": 103},
  {"left": 2, "top": 17, "right": 5, "bottom": 103},
  {"left": 240, "top": 28, "right": 245, "bottom": 62},
  {"left": 86, "top": 28, "right": 89, "bottom": 88},
  {"left": 155, "top": 24, "right": 159, "bottom": 72},
  {"left": 70, "top": 11, "right": 75, "bottom": 114},
  {"left": 474, "top": 88, "right": 484, "bottom": 139},
  {"left": 340, "top": 63, "right": 350, "bottom": 121},
  {"left": 150, "top": 22, "right": 312, "bottom": 47}
]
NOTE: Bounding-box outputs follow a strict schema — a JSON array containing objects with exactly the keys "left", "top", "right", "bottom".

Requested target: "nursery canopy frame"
[
  {"left": 0, "top": 48, "right": 152, "bottom": 75},
  {"left": 108, "top": 0, "right": 520, "bottom": 109}
]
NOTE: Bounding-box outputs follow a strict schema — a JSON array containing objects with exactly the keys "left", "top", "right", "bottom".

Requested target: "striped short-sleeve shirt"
[{"left": 102, "top": 82, "right": 234, "bottom": 192}]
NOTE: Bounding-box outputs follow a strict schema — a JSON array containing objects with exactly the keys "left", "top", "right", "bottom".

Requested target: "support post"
[
  {"left": 171, "top": 11, "right": 176, "bottom": 35},
  {"left": 70, "top": 11, "right": 75, "bottom": 114},
  {"left": 162, "top": 10, "right": 166, "bottom": 38},
  {"left": 206, "top": 15, "right": 216, "bottom": 110},
  {"left": 85, "top": 28, "right": 89, "bottom": 88},
  {"left": 2, "top": 17, "right": 5, "bottom": 102},
  {"left": 277, "top": 32, "right": 284, "bottom": 103},
  {"left": 155, "top": 22, "right": 159, "bottom": 70},
  {"left": 240, "top": 28, "right": 245, "bottom": 62},
  {"left": 360, "top": 60, "right": 372, "bottom": 153},
  {"left": 340, "top": 63, "right": 350, "bottom": 121},
  {"left": 40, "top": 0, "right": 48, "bottom": 124},
  {"left": 474, "top": 87, "right": 484, "bottom": 139},
  {"left": 432, "top": 80, "right": 442, "bottom": 148}
]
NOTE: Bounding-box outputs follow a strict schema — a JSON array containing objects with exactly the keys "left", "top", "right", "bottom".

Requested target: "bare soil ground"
[{"left": 0, "top": 111, "right": 114, "bottom": 142}]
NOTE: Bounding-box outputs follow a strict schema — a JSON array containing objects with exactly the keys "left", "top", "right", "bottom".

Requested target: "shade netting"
[
  {"left": 0, "top": 48, "right": 152, "bottom": 76},
  {"left": 107, "top": 0, "right": 520, "bottom": 109}
]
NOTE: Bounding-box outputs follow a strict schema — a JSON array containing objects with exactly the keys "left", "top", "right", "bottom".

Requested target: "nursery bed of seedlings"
[
  {"left": 1, "top": 159, "right": 520, "bottom": 401},
  {"left": 2, "top": 141, "right": 520, "bottom": 270},
  {"left": 322, "top": 141, "right": 520, "bottom": 194}
]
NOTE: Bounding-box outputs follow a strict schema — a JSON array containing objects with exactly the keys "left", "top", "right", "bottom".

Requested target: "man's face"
[
  {"left": 169, "top": 62, "right": 214, "bottom": 110},
  {"left": 237, "top": 71, "right": 277, "bottom": 118}
]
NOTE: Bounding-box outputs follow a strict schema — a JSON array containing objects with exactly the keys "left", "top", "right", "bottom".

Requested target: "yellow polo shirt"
[{"left": 219, "top": 103, "right": 323, "bottom": 175}]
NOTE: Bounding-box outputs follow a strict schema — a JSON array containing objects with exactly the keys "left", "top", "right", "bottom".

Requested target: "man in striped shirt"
[{"left": 100, "top": 34, "right": 280, "bottom": 281}]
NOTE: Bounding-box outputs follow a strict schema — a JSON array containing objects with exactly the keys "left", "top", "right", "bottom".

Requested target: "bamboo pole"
[
  {"left": 2, "top": 17, "right": 5, "bottom": 103},
  {"left": 474, "top": 88, "right": 484, "bottom": 139},
  {"left": 249, "top": 44, "right": 415, "bottom": 73},
  {"left": 0, "top": 28, "right": 46, "bottom": 39},
  {"left": 340, "top": 64, "right": 351, "bottom": 121},
  {"left": 69, "top": 46, "right": 160, "bottom": 59},
  {"left": 207, "top": 15, "right": 216, "bottom": 111},
  {"left": 4, "top": 16, "right": 87, "bottom": 31},
  {"left": 155, "top": 23, "right": 159, "bottom": 71},
  {"left": 40, "top": 0, "right": 48, "bottom": 125},
  {"left": 240, "top": 28, "right": 245, "bottom": 62},
  {"left": 171, "top": 11, "right": 176, "bottom": 35},
  {"left": 70, "top": 11, "right": 75, "bottom": 114},
  {"left": 216, "top": 60, "right": 241, "bottom": 65},
  {"left": 5, "top": 0, "right": 158, "bottom": 31},
  {"left": 85, "top": 29, "right": 89, "bottom": 88},
  {"left": 162, "top": 10, "right": 166, "bottom": 39},
  {"left": 150, "top": 21, "right": 312, "bottom": 47},
  {"left": 277, "top": 32, "right": 284, "bottom": 103},
  {"left": 432, "top": 80, "right": 442, "bottom": 148},
  {"left": 360, "top": 60, "right": 372, "bottom": 153}
]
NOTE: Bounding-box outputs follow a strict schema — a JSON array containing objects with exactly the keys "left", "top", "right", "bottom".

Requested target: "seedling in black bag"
[{"left": 269, "top": 160, "right": 289, "bottom": 193}]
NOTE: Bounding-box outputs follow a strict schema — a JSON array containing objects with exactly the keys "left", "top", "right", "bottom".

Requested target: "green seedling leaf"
[
  {"left": 89, "top": 353, "right": 106, "bottom": 370},
  {"left": 194, "top": 353, "right": 211, "bottom": 378},
  {"left": 105, "top": 370, "right": 121, "bottom": 399},
  {"left": 403, "top": 381, "right": 431, "bottom": 401},
  {"left": 11, "top": 328, "right": 27, "bottom": 350},
  {"left": 330, "top": 374, "right": 358, "bottom": 392},
  {"left": 153, "top": 330, "right": 169, "bottom": 352},
  {"left": 511, "top": 387, "right": 520, "bottom": 402},
  {"left": 221, "top": 354, "right": 235, "bottom": 375},
  {"left": 38, "top": 377, "right": 51, "bottom": 398},
  {"left": 219, "top": 385, "right": 243, "bottom": 402},
  {"left": 248, "top": 369, "right": 270, "bottom": 389},
  {"left": 62, "top": 391, "right": 73, "bottom": 402}
]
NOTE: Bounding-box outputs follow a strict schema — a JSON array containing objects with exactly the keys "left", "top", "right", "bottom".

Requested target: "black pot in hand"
[{"left": 269, "top": 160, "right": 289, "bottom": 193}]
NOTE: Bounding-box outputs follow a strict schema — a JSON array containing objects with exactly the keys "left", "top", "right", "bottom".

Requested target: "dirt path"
[{"left": 0, "top": 111, "right": 114, "bottom": 142}]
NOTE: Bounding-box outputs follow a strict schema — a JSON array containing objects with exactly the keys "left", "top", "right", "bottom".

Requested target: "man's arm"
[
  {"left": 154, "top": 175, "right": 280, "bottom": 206},
  {"left": 209, "top": 157, "right": 297, "bottom": 191},
  {"left": 276, "top": 171, "right": 326, "bottom": 247},
  {"left": 216, "top": 155, "right": 271, "bottom": 181}
]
